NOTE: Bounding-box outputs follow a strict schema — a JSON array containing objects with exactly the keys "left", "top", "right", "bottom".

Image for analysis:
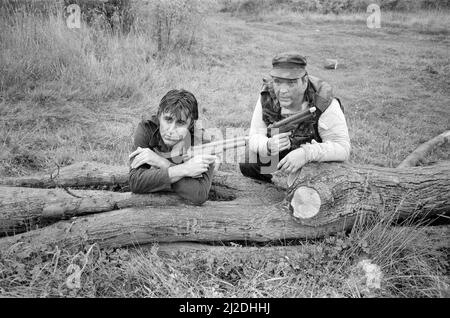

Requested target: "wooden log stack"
[{"left": 0, "top": 131, "right": 449, "bottom": 254}]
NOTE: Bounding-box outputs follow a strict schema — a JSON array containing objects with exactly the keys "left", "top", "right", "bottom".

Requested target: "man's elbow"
[
  {"left": 335, "top": 142, "right": 351, "bottom": 162},
  {"left": 332, "top": 138, "right": 351, "bottom": 162},
  {"left": 130, "top": 184, "right": 144, "bottom": 194},
  {"left": 129, "top": 170, "right": 146, "bottom": 194},
  {"left": 189, "top": 191, "right": 209, "bottom": 206},
  {"left": 184, "top": 186, "right": 210, "bottom": 206},
  {"left": 129, "top": 178, "right": 142, "bottom": 194}
]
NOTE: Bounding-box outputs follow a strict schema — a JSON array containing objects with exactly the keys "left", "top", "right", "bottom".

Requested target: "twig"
[
  {"left": 398, "top": 130, "right": 450, "bottom": 168},
  {"left": 50, "top": 161, "right": 60, "bottom": 183},
  {"left": 62, "top": 186, "right": 82, "bottom": 199}
]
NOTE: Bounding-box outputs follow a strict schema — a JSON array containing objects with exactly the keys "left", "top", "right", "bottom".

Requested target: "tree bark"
[
  {"left": 1, "top": 161, "right": 448, "bottom": 254},
  {"left": 148, "top": 225, "right": 450, "bottom": 257},
  {"left": 0, "top": 197, "right": 350, "bottom": 256},
  {"left": 287, "top": 162, "right": 450, "bottom": 227},
  {"left": 0, "top": 161, "right": 129, "bottom": 189},
  {"left": 0, "top": 187, "right": 183, "bottom": 235},
  {"left": 0, "top": 165, "right": 285, "bottom": 235}
]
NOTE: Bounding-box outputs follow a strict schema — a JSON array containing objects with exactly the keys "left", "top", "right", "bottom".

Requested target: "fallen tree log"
[
  {"left": 0, "top": 187, "right": 188, "bottom": 236},
  {"left": 0, "top": 161, "right": 285, "bottom": 197},
  {"left": 149, "top": 225, "right": 450, "bottom": 257},
  {"left": 0, "top": 168, "right": 285, "bottom": 235},
  {"left": 0, "top": 161, "right": 129, "bottom": 189},
  {"left": 287, "top": 161, "right": 450, "bottom": 226},
  {"left": 1, "top": 161, "right": 448, "bottom": 253},
  {"left": 0, "top": 200, "right": 327, "bottom": 255}
]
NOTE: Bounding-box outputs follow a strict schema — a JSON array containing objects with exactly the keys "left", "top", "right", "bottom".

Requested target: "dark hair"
[{"left": 157, "top": 89, "right": 199, "bottom": 125}]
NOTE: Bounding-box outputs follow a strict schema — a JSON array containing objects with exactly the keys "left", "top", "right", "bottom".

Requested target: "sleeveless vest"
[{"left": 260, "top": 75, "right": 341, "bottom": 149}]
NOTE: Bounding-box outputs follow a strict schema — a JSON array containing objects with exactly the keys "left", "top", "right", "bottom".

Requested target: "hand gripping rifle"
[{"left": 266, "top": 106, "right": 317, "bottom": 138}]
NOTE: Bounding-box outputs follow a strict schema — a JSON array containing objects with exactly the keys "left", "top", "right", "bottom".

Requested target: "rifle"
[
  {"left": 182, "top": 106, "right": 316, "bottom": 160},
  {"left": 183, "top": 136, "right": 248, "bottom": 160},
  {"left": 189, "top": 107, "right": 316, "bottom": 158},
  {"left": 153, "top": 107, "right": 315, "bottom": 161},
  {"left": 267, "top": 106, "right": 316, "bottom": 137},
  {"left": 154, "top": 136, "right": 249, "bottom": 162}
]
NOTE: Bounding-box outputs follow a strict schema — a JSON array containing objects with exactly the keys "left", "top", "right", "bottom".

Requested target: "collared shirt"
[{"left": 129, "top": 116, "right": 214, "bottom": 205}]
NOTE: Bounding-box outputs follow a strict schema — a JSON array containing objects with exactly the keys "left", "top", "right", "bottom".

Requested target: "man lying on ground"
[{"left": 129, "top": 89, "right": 216, "bottom": 205}]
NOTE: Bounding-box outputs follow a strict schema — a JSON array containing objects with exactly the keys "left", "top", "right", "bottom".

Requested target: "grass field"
[{"left": 0, "top": 2, "right": 449, "bottom": 297}]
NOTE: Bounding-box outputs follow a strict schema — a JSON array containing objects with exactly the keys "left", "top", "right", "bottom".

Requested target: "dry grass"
[
  {"left": 0, "top": 215, "right": 447, "bottom": 297},
  {"left": 0, "top": 3, "right": 449, "bottom": 297},
  {"left": 341, "top": 205, "right": 449, "bottom": 297}
]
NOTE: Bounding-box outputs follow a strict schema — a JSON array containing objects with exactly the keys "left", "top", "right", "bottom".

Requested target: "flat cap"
[{"left": 270, "top": 52, "right": 307, "bottom": 79}]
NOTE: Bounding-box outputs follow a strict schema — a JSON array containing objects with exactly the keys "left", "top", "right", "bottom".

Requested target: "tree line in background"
[
  {"left": 1, "top": 0, "right": 448, "bottom": 50},
  {"left": 220, "top": 0, "right": 450, "bottom": 14}
]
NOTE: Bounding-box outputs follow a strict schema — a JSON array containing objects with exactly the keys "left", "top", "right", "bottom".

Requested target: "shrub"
[
  {"left": 421, "top": 0, "right": 450, "bottom": 10},
  {"left": 318, "top": 0, "right": 353, "bottom": 14},
  {"left": 63, "top": 0, "right": 134, "bottom": 34},
  {"left": 146, "top": 0, "right": 206, "bottom": 53},
  {"left": 219, "top": 0, "right": 271, "bottom": 14}
]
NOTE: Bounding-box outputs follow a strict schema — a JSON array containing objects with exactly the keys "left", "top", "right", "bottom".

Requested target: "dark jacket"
[
  {"left": 129, "top": 116, "right": 214, "bottom": 205},
  {"left": 260, "top": 75, "right": 340, "bottom": 149}
]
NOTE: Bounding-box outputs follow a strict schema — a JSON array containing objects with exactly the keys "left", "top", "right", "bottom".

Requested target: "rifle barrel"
[
  {"left": 185, "top": 137, "right": 248, "bottom": 159},
  {"left": 270, "top": 106, "right": 316, "bottom": 129},
  {"left": 191, "top": 136, "right": 248, "bottom": 153}
]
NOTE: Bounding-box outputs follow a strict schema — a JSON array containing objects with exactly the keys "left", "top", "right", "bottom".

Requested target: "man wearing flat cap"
[{"left": 239, "top": 52, "right": 350, "bottom": 185}]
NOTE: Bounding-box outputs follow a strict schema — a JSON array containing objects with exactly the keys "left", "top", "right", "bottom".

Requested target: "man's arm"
[
  {"left": 300, "top": 98, "right": 351, "bottom": 162},
  {"left": 129, "top": 122, "right": 173, "bottom": 193},
  {"left": 129, "top": 166, "right": 173, "bottom": 193},
  {"left": 171, "top": 163, "right": 215, "bottom": 205},
  {"left": 130, "top": 155, "right": 214, "bottom": 199},
  {"left": 129, "top": 121, "right": 215, "bottom": 204}
]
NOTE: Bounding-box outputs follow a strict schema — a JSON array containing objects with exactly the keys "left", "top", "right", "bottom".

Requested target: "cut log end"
[{"left": 290, "top": 186, "right": 321, "bottom": 219}]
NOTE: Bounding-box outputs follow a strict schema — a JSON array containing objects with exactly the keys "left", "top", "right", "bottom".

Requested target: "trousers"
[{"left": 239, "top": 146, "right": 290, "bottom": 183}]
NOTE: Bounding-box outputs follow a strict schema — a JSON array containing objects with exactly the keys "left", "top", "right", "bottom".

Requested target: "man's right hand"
[
  {"left": 129, "top": 147, "right": 170, "bottom": 169},
  {"left": 181, "top": 154, "right": 217, "bottom": 178},
  {"left": 267, "top": 132, "right": 292, "bottom": 156}
]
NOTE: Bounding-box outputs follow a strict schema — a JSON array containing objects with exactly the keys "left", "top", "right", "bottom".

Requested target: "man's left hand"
[{"left": 277, "top": 148, "right": 308, "bottom": 174}]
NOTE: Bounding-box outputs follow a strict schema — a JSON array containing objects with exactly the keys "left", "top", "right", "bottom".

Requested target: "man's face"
[
  {"left": 159, "top": 111, "right": 192, "bottom": 147},
  {"left": 273, "top": 76, "right": 307, "bottom": 109}
]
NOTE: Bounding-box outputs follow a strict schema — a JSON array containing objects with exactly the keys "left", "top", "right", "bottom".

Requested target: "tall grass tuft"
[{"left": 341, "top": 203, "right": 449, "bottom": 297}]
